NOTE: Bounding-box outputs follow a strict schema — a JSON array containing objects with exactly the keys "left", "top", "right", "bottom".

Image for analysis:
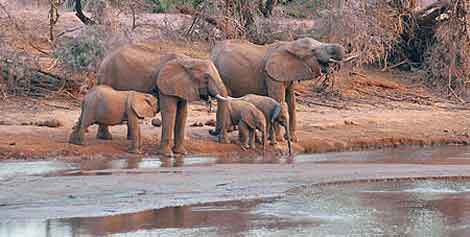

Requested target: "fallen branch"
[
  {"left": 382, "top": 59, "right": 408, "bottom": 71},
  {"left": 296, "top": 97, "right": 345, "bottom": 110},
  {"left": 350, "top": 71, "right": 367, "bottom": 78},
  {"left": 448, "top": 85, "right": 465, "bottom": 104},
  {"left": 42, "top": 102, "right": 73, "bottom": 110},
  {"left": 55, "top": 26, "right": 84, "bottom": 39}
]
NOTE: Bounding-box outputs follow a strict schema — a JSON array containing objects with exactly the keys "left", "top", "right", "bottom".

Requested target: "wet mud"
[
  {"left": 3, "top": 179, "right": 470, "bottom": 236},
  {"left": 3, "top": 145, "right": 470, "bottom": 179}
]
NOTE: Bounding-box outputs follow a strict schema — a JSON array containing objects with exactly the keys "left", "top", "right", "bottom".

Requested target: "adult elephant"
[
  {"left": 209, "top": 38, "right": 345, "bottom": 142},
  {"left": 97, "top": 44, "right": 228, "bottom": 157}
]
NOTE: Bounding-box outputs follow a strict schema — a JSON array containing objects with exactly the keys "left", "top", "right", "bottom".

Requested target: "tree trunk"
[{"left": 75, "top": 0, "right": 95, "bottom": 25}]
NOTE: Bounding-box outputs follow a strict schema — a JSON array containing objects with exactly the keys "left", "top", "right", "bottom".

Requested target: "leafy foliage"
[{"left": 53, "top": 26, "right": 106, "bottom": 72}]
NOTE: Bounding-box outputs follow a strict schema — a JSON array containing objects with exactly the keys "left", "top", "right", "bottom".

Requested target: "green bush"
[
  {"left": 54, "top": 26, "right": 106, "bottom": 72},
  {"left": 145, "top": 0, "right": 203, "bottom": 13}
]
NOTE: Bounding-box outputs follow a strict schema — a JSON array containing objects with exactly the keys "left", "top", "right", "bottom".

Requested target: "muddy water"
[
  {"left": 3, "top": 179, "right": 470, "bottom": 236},
  {"left": 1, "top": 146, "right": 470, "bottom": 178},
  {"left": 3, "top": 145, "right": 470, "bottom": 178},
  {"left": 3, "top": 146, "right": 470, "bottom": 236},
  {"left": 0, "top": 156, "right": 216, "bottom": 178}
]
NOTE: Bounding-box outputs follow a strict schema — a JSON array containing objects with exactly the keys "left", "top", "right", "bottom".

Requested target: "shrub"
[
  {"left": 53, "top": 26, "right": 106, "bottom": 72},
  {"left": 145, "top": 0, "right": 203, "bottom": 13}
]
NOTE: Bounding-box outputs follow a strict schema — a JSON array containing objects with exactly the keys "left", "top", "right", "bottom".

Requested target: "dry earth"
[{"left": 2, "top": 68, "right": 470, "bottom": 161}]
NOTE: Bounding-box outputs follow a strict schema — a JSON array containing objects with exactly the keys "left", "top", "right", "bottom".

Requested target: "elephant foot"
[
  {"left": 288, "top": 133, "right": 299, "bottom": 142},
  {"left": 69, "top": 136, "right": 84, "bottom": 145},
  {"left": 69, "top": 130, "right": 84, "bottom": 145},
  {"left": 249, "top": 142, "right": 256, "bottom": 149},
  {"left": 173, "top": 146, "right": 188, "bottom": 156},
  {"left": 128, "top": 146, "right": 142, "bottom": 154},
  {"left": 96, "top": 131, "right": 113, "bottom": 140},
  {"left": 276, "top": 134, "right": 286, "bottom": 142},
  {"left": 158, "top": 146, "right": 174, "bottom": 157},
  {"left": 240, "top": 144, "right": 250, "bottom": 151},
  {"left": 217, "top": 135, "right": 230, "bottom": 144}
]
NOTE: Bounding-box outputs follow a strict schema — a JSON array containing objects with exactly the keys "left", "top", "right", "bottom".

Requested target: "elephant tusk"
[
  {"left": 328, "top": 58, "right": 341, "bottom": 64},
  {"left": 215, "top": 94, "right": 227, "bottom": 100},
  {"left": 343, "top": 54, "right": 359, "bottom": 63}
]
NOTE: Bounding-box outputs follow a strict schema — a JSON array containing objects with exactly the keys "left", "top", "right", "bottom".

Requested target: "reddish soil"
[
  {"left": 2, "top": 68, "right": 470, "bottom": 161},
  {"left": 2, "top": 5, "right": 470, "bottom": 161}
]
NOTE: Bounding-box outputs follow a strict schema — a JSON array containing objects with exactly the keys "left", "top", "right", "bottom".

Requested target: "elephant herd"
[{"left": 68, "top": 38, "right": 346, "bottom": 157}]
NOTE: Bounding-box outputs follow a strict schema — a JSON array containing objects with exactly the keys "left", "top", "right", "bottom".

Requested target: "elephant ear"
[
  {"left": 265, "top": 49, "right": 314, "bottom": 82},
  {"left": 285, "top": 38, "right": 320, "bottom": 58},
  {"left": 241, "top": 106, "right": 264, "bottom": 129},
  {"left": 157, "top": 60, "right": 199, "bottom": 101},
  {"left": 130, "top": 93, "right": 157, "bottom": 119}
]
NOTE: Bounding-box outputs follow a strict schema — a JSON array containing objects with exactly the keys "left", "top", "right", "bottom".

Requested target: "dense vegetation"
[{"left": 1, "top": 0, "right": 469, "bottom": 101}]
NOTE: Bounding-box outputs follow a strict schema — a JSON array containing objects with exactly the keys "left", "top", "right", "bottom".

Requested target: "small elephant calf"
[
  {"left": 215, "top": 95, "right": 267, "bottom": 151},
  {"left": 69, "top": 85, "right": 158, "bottom": 153}
]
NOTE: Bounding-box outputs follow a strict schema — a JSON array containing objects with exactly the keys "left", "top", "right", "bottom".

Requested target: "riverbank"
[{"left": 1, "top": 71, "right": 470, "bottom": 160}]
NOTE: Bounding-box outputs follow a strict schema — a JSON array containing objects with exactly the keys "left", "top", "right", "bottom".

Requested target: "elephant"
[
  {"left": 210, "top": 37, "right": 346, "bottom": 142},
  {"left": 211, "top": 94, "right": 292, "bottom": 154},
  {"left": 69, "top": 85, "right": 158, "bottom": 153},
  {"left": 215, "top": 95, "right": 267, "bottom": 151},
  {"left": 97, "top": 44, "right": 228, "bottom": 157}
]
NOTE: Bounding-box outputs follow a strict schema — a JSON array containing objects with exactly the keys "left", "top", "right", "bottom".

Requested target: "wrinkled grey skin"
[
  {"left": 215, "top": 95, "right": 267, "bottom": 151},
  {"left": 210, "top": 94, "right": 292, "bottom": 154},
  {"left": 69, "top": 85, "right": 158, "bottom": 154},
  {"left": 210, "top": 37, "right": 346, "bottom": 142},
  {"left": 96, "top": 44, "right": 228, "bottom": 157}
]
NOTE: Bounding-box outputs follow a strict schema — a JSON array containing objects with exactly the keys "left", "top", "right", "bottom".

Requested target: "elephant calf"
[
  {"left": 69, "top": 85, "right": 158, "bottom": 153},
  {"left": 214, "top": 95, "right": 267, "bottom": 151}
]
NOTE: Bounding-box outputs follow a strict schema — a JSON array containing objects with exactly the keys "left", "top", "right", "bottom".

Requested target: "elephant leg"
[
  {"left": 69, "top": 108, "right": 93, "bottom": 145},
  {"left": 173, "top": 100, "right": 188, "bottom": 155},
  {"left": 286, "top": 83, "right": 298, "bottom": 142},
  {"left": 248, "top": 128, "right": 256, "bottom": 149},
  {"left": 269, "top": 122, "right": 277, "bottom": 145},
  {"left": 127, "top": 115, "right": 142, "bottom": 154},
  {"left": 209, "top": 100, "right": 230, "bottom": 144},
  {"left": 158, "top": 96, "right": 177, "bottom": 157},
  {"left": 96, "top": 125, "right": 112, "bottom": 140},
  {"left": 238, "top": 121, "right": 250, "bottom": 149},
  {"left": 127, "top": 123, "right": 133, "bottom": 140},
  {"left": 267, "top": 80, "right": 286, "bottom": 142},
  {"left": 261, "top": 127, "right": 267, "bottom": 152},
  {"left": 274, "top": 123, "right": 285, "bottom": 142}
]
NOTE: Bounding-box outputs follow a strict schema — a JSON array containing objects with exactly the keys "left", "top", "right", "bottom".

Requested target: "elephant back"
[
  {"left": 97, "top": 44, "right": 179, "bottom": 93},
  {"left": 211, "top": 41, "right": 269, "bottom": 97}
]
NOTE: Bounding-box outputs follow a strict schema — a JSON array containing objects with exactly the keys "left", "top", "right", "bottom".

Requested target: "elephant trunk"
[
  {"left": 283, "top": 122, "right": 293, "bottom": 156},
  {"left": 209, "top": 94, "right": 228, "bottom": 137},
  {"left": 315, "top": 43, "right": 346, "bottom": 70},
  {"left": 208, "top": 73, "right": 229, "bottom": 98}
]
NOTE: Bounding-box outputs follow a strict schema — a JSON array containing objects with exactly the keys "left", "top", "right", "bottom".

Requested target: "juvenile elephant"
[
  {"left": 210, "top": 38, "right": 346, "bottom": 142},
  {"left": 210, "top": 94, "right": 292, "bottom": 154},
  {"left": 215, "top": 95, "right": 267, "bottom": 151},
  {"left": 97, "top": 44, "right": 228, "bottom": 157},
  {"left": 69, "top": 85, "right": 158, "bottom": 153}
]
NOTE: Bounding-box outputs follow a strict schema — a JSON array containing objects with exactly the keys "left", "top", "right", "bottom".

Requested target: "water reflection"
[
  {"left": 295, "top": 145, "right": 470, "bottom": 164},
  {"left": 0, "top": 200, "right": 272, "bottom": 237},
  {"left": 0, "top": 161, "right": 78, "bottom": 179},
  {"left": 3, "top": 180, "right": 470, "bottom": 236},
  {"left": 0, "top": 156, "right": 217, "bottom": 178}
]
